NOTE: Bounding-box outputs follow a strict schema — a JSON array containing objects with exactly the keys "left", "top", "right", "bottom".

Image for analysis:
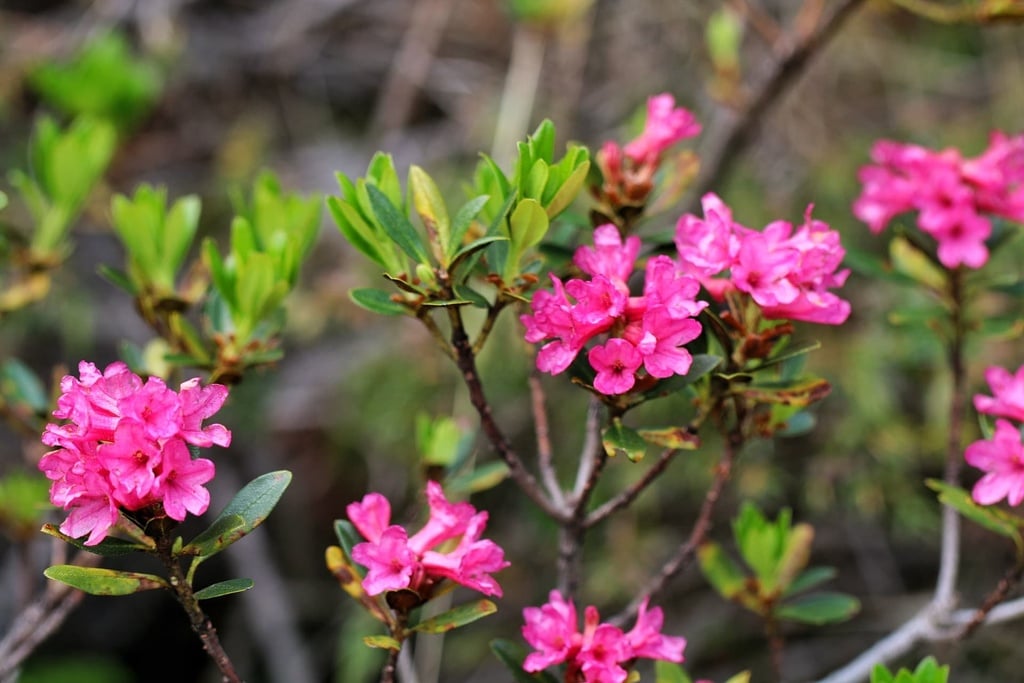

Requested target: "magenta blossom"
[
  {"left": 522, "top": 225, "right": 707, "bottom": 396},
  {"left": 38, "top": 361, "right": 230, "bottom": 545},
  {"left": 623, "top": 93, "right": 702, "bottom": 167},
  {"left": 974, "top": 365, "right": 1024, "bottom": 423},
  {"left": 675, "top": 193, "right": 851, "bottom": 325},
  {"left": 346, "top": 481, "right": 509, "bottom": 599},
  {"left": 853, "top": 132, "right": 1024, "bottom": 269},
  {"left": 522, "top": 590, "right": 686, "bottom": 683},
  {"left": 965, "top": 419, "right": 1024, "bottom": 506}
]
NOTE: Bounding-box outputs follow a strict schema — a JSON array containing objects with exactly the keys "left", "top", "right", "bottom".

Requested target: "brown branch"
[
  {"left": 448, "top": 309, "right": 567, "bottom": 521},
  {"left": 584, "top": 448, "right": 679, "bottom": 528},
  {"left": 686, "top": 0, "right": 866, "bottom": 211},
  {"left": 530, "top": 372, "right": 567, "bottom": 507},
  {"left": 959, "top": 561, "right": 1024, "bottom": 640}
]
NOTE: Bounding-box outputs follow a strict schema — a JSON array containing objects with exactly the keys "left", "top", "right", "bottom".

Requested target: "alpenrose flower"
[
  {"left": 346, "top": 481, "right": 509, "bottom": 600},
  {"left": 675, "top": 193, "right": 851, "bottom": 325},
  {"left": 974, "top": 364, "right": 1024, "bottom": 423},
  {"left": 521, "top": 224, "right": 707, "bottom": 395},
  {"left": 522, "top": 590, "right": 686, "bottom": 683},
  {"left": 38, "top": 361, "right": 231, "bottom": 545},
  {"left": 965, "top": 419, "right": 1024, "bottom": 506},
  {"left": 853, "top": 132, "right": 1024, "bottom": 269}
]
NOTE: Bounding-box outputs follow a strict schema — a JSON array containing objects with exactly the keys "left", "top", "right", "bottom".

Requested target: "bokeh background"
[{"left": 1, "top": 0, "right": 1024, "bottom": 681}]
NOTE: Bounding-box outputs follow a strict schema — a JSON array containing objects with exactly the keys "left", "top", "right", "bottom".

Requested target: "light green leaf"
[
  {"left": 446, "top": 461, "right": 510, "bottom": 495},
  {"left": 654, "top": 660, "right": 692, "bottom": 683},
  {"left": 411, "top": 599, "right": 497, "bottom": 633},
  {"left": 409, "top": 165, "right": 451, "bottom": 262},
  {"left": 44, "top": 565, "right": 168, "bottom": 595},
  {"left": 636, "top": 426, "right": 700, "bottom": 450},
  {"left": 363, "top": 634, "right": 402, "bottom": 651},
  {"left": 926, "top": 479, "right": 1023, "bottom": 545},
  {"left": 697, "top": 542, "right": 748, "bottom": 601}
]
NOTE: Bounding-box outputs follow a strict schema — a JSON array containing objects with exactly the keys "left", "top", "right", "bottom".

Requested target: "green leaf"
[
  {"left": 97, "top": 264, "right": 139, "bottom": 296},
  {"left": 44, "top": 565, "right": 168, "bottom": 595},
  {"left": 409, "top": 165, "right": 451, "bottom": 262},
  {"left": 926, "top": 479, "right": 1023, "bottom": 545},
  {"left": 890, "top": 235, "right": 946, "bottom": 291},
  {"left": 446, "top": 461, "right": 510, "bottom": 495},
  {"left": 776, "top": 591, "right": 860, "bottom": 625},
  {"left": 367, "top": 184, "right": 431, "bottom": 265},
  {"left": 654, "top": 660, "right": 692, "bottom": 683},
  {"left": 349, "top": 287, "right": 409, "bottom": 316},
  {"left": 327, "top": 194, "right": 391, "bottom": 269},
  {"left": 723, "top": 673, "right": 753, "bottom": 683},
  {"left": 450, "top": 235, "right": 508, "bottom": 277},
  {"left": 334, "top": 519, "right": 364, "bottom": 566},
  {"left": 739, "top": 376, "right": 831, "bottom": 407},
  {"left": 508, "top": 198, "right": 549, "bottom": 254},
  {"left": 753, "top": 340, "right": 822, "bottom": 373},
  {"left": 448, "top": 195, "right": 491, "bottom": 260},
  {"left": 783, "top": 566, "right": 838, "bottom": 597},
  {"left": 40, "top": 523, "right": 150, "bottom": 556},
  {"left": 697, "top": 542, "right": 748, "bottom": 601},
  {"left": 193, "top": 577, "right": 254, "bottom": 600},
  {"left": 602, "top": 421, "right": 648, "bottom": 462},
  {"left": 363, "top": 634, "right": 402, "bottom": 651},
  {"left": 411, "top": 599, "right": 497, "bottom": 633},
  {"left": 184, "top": 470, "right": 292, "bottom": 560},
  {"left": 490, "top": 639, "right": 561, "bottom": 683},
  {"left": 636, "top": 426, "right": 700, "bottom": 450},
  {"left": 1, "top": 359, "right": 48, "bottom": 413}
]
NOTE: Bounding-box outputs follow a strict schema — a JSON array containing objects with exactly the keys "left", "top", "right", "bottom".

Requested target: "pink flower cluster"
[
  {"left": 521, "top": 224, "right": 707, "bottom": 395},
  {"left": 966, "top": 365, "right": 1024, "bottom": 506},
  {"left": 675, "top": 193, "right": 851, "bottom": 325},
  {"left": 853, "top": 132, "right": 1024, "bottom": 269},
  {"left": 39, "top": 361, "right": 231, "bottom": 546},
  {"left": 346, "top": 481, "right": 509, "bottom": 599},
  {"left": 522, "top": 590, "right": 686, "bottom": 683}
]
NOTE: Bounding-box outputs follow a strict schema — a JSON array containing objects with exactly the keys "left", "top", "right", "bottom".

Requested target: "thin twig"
[
  {"left": 958, "top": 560, "right": 1024, "bottom": 640},
  {"left": 447, "top": 308, "right": 566, "bottom": 520},
  {"left": 529, "top": 372, "right": 567, "bottom": 508},
  {"left": 584, "top": 448, "right": 678, "bottom": 528},
  {"left": 685, "top": 0, "right": 866, "bottom": 213}
]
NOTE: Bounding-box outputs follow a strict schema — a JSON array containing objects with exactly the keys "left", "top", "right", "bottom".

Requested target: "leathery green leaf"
[
  {"left": 184, "top": 471, "right": 292, "bottom": 560},
  {"left": 776, "top": 591, "right": 860, "bottom": 625},
  {"left": 411, "top": 599, "right": 497, "bottom": 633},
  {"left": 194, "top": 577, "right": 254, "bottom": 600},
  {"left": 40, "top": 523, "right": 150, "bottom": 557},
  {"left": 367, "top": 184, "right": 431, "bottom": 266},
  {"left": 349, "top": 288, "right": 409, "bottom": 316},
  {"left": 44, "top": 564, "right": 168, "bottom": 595},
  {"left": 602, "top": 421, "right": 648, "bottom": 462}
]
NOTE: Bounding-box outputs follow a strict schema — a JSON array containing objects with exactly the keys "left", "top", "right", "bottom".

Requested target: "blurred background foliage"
[{"left": 0, "top": 1, "right": 1023, "bottom": 681}]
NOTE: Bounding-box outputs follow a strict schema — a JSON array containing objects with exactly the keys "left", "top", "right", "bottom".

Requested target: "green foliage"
[
  {"left": 410, "top": 599, "right": 497, "bottom": 633},
  {"left": 109, "top": 185, "right": 201, "bottom": 297},
  {"left": 43, "top": 565, "right": 169, "bottom": 596},
  {"left": 870, "top": 656, "right": 950, "bottom": 683},
  {"left": 193, "top": 578, "right": 255, "bottom": 600},
  {"left": 8, "top": 116, "right": 116, "bottom": 262},
  {"left": 0, "top": 358, "right": 48, "bottom": 414},
  {"left": 927, "top": 479, "right": 1024, "bottom": 553},
  {"left": 0, "top": 470, "right": 51, "bottom": 539},
  {"left": 28, "top": 33, "right": 162, "bottom": 130},
  {"left": 698, "top": 502, "right": 860, "bottom": 625},
  {"left": 204, "top": 172, "right": 320, "bottom": 347}
]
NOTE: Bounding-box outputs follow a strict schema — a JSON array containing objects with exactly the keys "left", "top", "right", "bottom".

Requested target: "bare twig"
[
  {"left": 529, "top": 372, "right": 567, "bottom": 508},
  {"left": 584, "top": 447, "right": 678, "bottom": 528},
  {"left": 958, "top": 561, "right": 1024, "bottom": 640},
  {"left": 685, "top": 0, "right": 866, "bottom": 212}
]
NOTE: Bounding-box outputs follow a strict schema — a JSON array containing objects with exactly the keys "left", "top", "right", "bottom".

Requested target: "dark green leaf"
[
  {"left": 44, "top": 564, "right": 168, "bottom": 595},
  {"left": 96, "top": 265, "right": 139, "bottom": 296},
  {"left": 334, "top": 519, "right": 363, "bottom": 563},
  {"left": 184, "top": 470, "right": 292, "bottom": 560},
  {"left": 1, "top": 359, "right": 49, "bottom": 413},
  {"left": 349, "top": 288, "right": 409, "bottom": 316},
  {"left": 41, "top": 523, "right": 150, "bottom": 556},
  {"left": 602, "top": 421, "right": 648, "bottom": 462},
  {"left": 367, "top": 185, "right": 431, "bottom": 265},
  {"left": 783, "top": 566, "right": 837, "bottom": 597},
  {"left": 448, "top": 195, "right": 491, "bottom": 260},
  {"left": 776, "top": 591, "right": 860, "bottom": 625},
  {"left": 194, "top": 577, "right": 254, "bottom": 600}
]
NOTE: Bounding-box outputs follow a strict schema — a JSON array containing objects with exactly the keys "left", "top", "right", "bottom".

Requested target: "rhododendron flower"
[
  {"left": 38, "top": 361, "right": 230, "bottom": 545},
  {"left": 346, "top": 481, "right": 509, "bottom": 600},
  {"left": 965, "top": 419, "right": 1024, "bottom": 506},
  {"left": 522, "top": 590, "right": 686, "bottom": 683},
  {"left": 974, "top": 365, "right": 1024, "bottom": 423},
  {"left": 675, "top": 193, "right": 851, "bottom": 325},
  {"left": 623, "top": 94, "right": 702, "bottom": 166},
  {"left": 853, "top": 132, "right": 1024, "bottom": 269},
  {"left": 522, "top": 225, "right": 707, "bottom": 395}
]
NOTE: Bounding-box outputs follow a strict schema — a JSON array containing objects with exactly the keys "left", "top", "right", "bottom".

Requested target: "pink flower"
[
  {"left": 524, "top": 227, "right": 706, "bottom": 395},
  {"left": 965, "top": 419, "right": 1024, "bottom": 506},
  {"left": 347, "top": 481, "right": 508, "bottom": 599},
  {"left": 853, "top": 132, "right": 1024, "bottom": 270},
  {"left": 589, "top": 339, "right": 643, "bottom": 395},
  {"left": 675, "top": 194, "right": 851, "bottom": 325},
  {"left": 623, "top": 94, "right": 702, "bottom": 166},
  {"left": 975, "top": 365, "right": 1024, "bottom": 423},
  {"left": 522, "top": 591, "right": 686, "bottom": 682},
  {"left": 38, "top": 361, "right": 230, "bottom": 545}
]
